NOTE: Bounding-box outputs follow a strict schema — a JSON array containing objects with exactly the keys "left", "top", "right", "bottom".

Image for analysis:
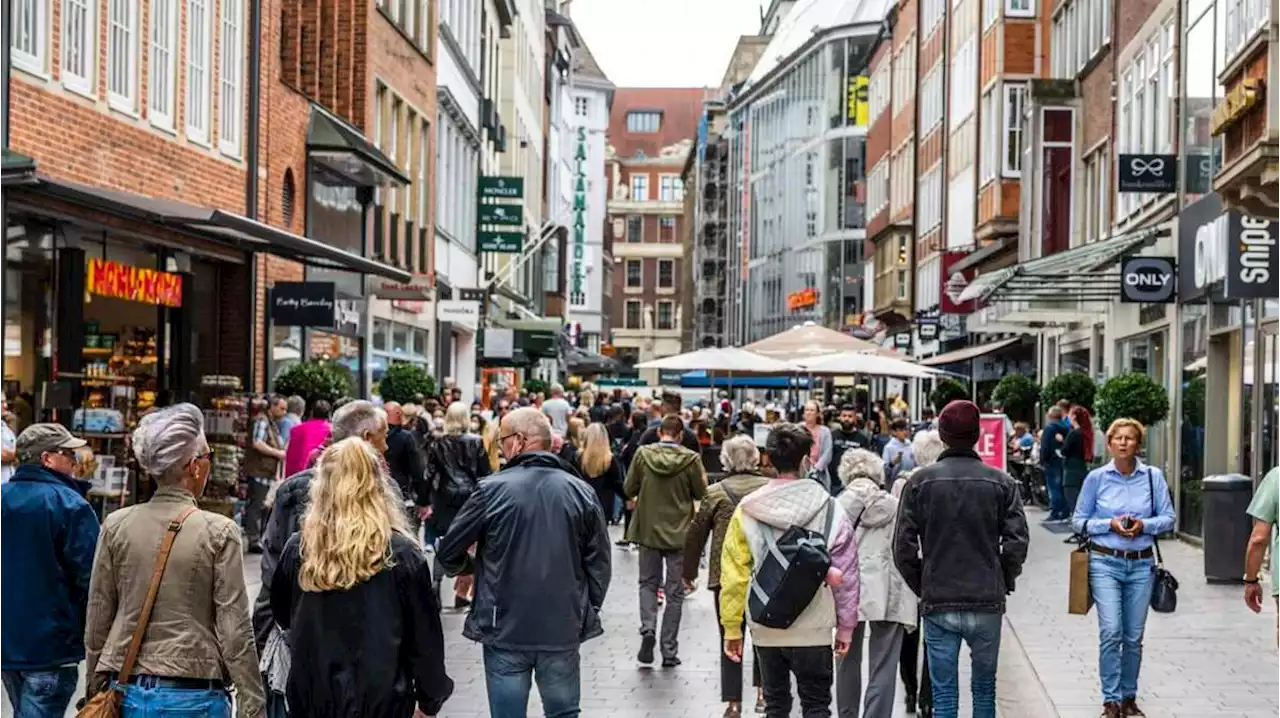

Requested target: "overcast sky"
[{"left": 568, "top": 0, "right": 763, "bottom": 88}]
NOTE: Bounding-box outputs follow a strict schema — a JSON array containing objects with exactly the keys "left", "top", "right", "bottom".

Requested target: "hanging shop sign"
[
  {"left": 1230, "top": 213, "right": 1279, "bottom": 298},
  {"left": 570, "top": 126, "right": 588, "bottom": 307},
  {"left": 1178, "top": 193, "right": 1280, "bottom": 302},
  {"left": 787, "top": 287, "right": 818, "bottom": 311},
  {"left": 893, "top": 332, "right": 912, "bottom": 349},
  {"left": 940, "top": 251, "right": 977, "bottom": 314},
  {"left": 478, "top": 175, "right": 525, "bottom": 198},
  {"left": 333, "top": 299, "right": 364, "bottom": 336},
  {"left": 478, "top": 204, "right": 524, "bottom": 226},
  {"left": 370, "top": 274, "right": 432, "bottom": 301},
  {"left": 478, "top": 230, "right": 524, "bottom": 253},
  {"left": 1119, "top": 256, "right": 1177, "bottom": 304},
  {"left": 86, "top": 258, "right": 184, "bottom": 307},
  {"left": 916, "top": 316, "right": 939, "bottom": 340},
  {"left": 846, "top": 75, "right": 869, "bottom": 126},
  {"left": 271, "top": 282, "right": 336, "bottom": 327},
  {"left": 977, "top": 414, "right": 1009, "bottom": 472},
  {"left": 1117, "top": 154, "right": 1178, "bottom": 193},
  {"left": 437, "top": 300, "right": 481, "bottom": 331},
  {"left": 1210, "top": 79, "right": 1264, "bottom": 136}
]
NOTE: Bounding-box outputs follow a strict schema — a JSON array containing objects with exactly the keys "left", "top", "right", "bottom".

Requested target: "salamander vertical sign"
[{"left": 570, "top": 126, "right": 588, "bottom": 308}]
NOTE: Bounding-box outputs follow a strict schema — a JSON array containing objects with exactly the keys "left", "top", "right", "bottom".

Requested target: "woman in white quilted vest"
[{"left": 834, "top": 449, "right": 918, "bottom": 718}]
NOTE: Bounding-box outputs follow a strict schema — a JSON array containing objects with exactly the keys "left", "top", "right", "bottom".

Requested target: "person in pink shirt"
[{"left": 284, "top": 400, "right": 332, "bottom": 477}]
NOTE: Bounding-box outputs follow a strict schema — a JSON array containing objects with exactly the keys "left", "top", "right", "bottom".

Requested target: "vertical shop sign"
[
  {"left": 977, "top": 414, "right": 1008, "bottom": 472},
  {"left": 846, "top": 75, "right": 869, "bottom": 126},
  {"left": 478, "top": 175, "right": 525, "bottom": 254},
  {"left": 570, "top": 126, "right": 588, "bottom": 307},
  {"left": 739, "top": 117, "right": 752, "bottom": 281},
  {"left": 1226, "top": 213, "right": 1279, "bottom": 299}
]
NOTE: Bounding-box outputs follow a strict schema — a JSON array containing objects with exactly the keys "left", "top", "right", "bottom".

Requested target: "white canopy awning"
[
  {"left": 744, "top": 321, "right": 904, "bottom": 359},
  {"left": 635, "top": 347, "right": 801, "bottom": 373},
  {"left": 796, "top": 351, "right": 942, "bottom": 378}
]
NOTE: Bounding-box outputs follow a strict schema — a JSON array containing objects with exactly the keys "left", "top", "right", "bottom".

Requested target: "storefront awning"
[
  {"left": 307, "top": 105, "right": 409, "bottom": 187},
  {"left": 29, "top": 176, "right": 413, "bottom": 282},
  {"left": 957, "top": 227, "right": 1168, "bottom": 304},
  {"left": 918, "top": 337, "right": 1023, "bottom": 367},
  {"left": 1, "top": 149, "right": 38, "bottom": 186}
]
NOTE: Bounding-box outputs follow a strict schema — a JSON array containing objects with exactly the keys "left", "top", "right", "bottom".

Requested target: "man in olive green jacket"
[{"left": 624, "top": 414, "right": 707, "bottom": 667}]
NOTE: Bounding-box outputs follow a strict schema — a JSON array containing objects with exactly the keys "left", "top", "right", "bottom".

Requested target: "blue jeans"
[
  {"left": 1043, "top": 463, "right": 1066, "bottom": 518},
  {"left": 1089, "top": 554, "right": 1155, "bottom": 703},
  {"left": 922, "top": 612, "right": 1002, "bottom": 718},
  {"left": 483, "top": 646, "right": 581, "bottom": 718},
  {"left": 1, "top": 667, "right": 78, "bottom": 718},
  {"left": 119, "top": 677, "right": 231, "bottom": 717}
]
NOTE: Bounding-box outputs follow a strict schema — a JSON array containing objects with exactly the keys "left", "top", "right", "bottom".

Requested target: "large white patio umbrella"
[
  {"left": 744, "top": 321, "right": 903, "bottom": 359},
  {"left": 795, "top": 350, "right": 944, "bottom": 379},
  {"left": 635, "top": 346, "right": 801, "bottom": 374}
]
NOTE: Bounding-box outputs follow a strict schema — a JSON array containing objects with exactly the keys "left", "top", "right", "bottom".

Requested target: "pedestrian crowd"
[{"left": 1, "top": 377, "right": 1276, "bottom": 718}]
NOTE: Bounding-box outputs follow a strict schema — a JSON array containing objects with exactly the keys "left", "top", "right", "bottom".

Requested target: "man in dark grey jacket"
[
  {"left": 438, "top": 407, "right": 611, "bottom": 717},
  {"left": 893, "top": 400, "right": 1029, "bottom": 718}
]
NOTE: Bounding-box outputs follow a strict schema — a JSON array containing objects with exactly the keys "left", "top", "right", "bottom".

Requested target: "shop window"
[
  {"left": 392, "top": 324, "right": 409, "bottom": 354},
  {"left": 412, "top": 328, "right": 428, "bottom": 357},
  {"left": 372, "top": 318, "right": 389, "bottom": 351},
  {"left": 271, "top": 326, "right": 302, "bottom": 380}
]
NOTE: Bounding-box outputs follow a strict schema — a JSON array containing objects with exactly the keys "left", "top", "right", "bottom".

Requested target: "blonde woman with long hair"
[
  {"left": 270, "top": 438, "right": 453, "bottom": 717},
  {"left": 578, "top": 423, "right": 626, "bottom": 523}
]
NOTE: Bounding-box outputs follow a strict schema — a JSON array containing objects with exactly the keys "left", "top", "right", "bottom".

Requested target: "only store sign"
[{"left": 570, "top": 126, "right": 588, "bottom": 307}]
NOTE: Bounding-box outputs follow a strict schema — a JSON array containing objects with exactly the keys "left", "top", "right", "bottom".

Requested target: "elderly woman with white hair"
[
  {"left": 84, "top": 403, "right": 266, "bottom": 717},
  {"left": 682, "top": 434, "right": 769, "bottom": 717},
  {"left": 893, "top": 429, "right": 945, "bottom": 717},
  {"left": 834, "top": 449, "right": 917, "bottom": 718}
]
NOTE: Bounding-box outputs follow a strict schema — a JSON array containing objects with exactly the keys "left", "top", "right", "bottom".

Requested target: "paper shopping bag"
[{"left": 1068, "top": 544, "right": 1093, "bottom": 615}]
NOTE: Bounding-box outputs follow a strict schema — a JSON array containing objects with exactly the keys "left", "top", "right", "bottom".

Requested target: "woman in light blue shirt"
[{"left": 1071, "top": 418, "right": 1175, "bottom": 718}]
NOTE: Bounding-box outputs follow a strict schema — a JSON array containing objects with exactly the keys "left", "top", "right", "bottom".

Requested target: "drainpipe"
[{"left": 245, "top": 0, "right": 263, "bottom": 389}]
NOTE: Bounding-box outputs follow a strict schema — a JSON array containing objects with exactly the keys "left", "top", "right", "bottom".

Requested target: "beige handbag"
[{"left": 1068, "top": 542, "right": 1094, "bottom": 615}]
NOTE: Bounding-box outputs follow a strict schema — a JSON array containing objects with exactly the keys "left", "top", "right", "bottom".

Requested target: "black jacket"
[
  {"left": 437, "top": 451, "right": 611, "bottom": 651},
  {"left": 423, "top": 434, "right": 492, "bottom": 534},
  {"left": 583, "top": 456, "right": 626, "bottom": 521},
  {"left": 830, "top": 425, "right": 872, "bottom": 478},
  {"left": 272, "top": 533, "right": 453, "bottom": 717},
  {"left": 252, "top": 467, "right": 315, "bottom": 651},
  {"left": 893, "top": 448, "right": 1030, "bottom": 615},
  {"left": 385, "top": 424, "right": 427, "bottom": 503}
]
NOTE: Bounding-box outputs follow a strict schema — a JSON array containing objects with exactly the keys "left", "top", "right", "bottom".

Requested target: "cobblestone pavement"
[{"left": 1004, "top": 508, "right": 1280, "bottom": 718}]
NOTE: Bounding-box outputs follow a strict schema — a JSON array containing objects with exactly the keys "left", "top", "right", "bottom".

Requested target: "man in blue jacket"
[{"left": 2, "top": 423, "right": 100, "bottom": 717}]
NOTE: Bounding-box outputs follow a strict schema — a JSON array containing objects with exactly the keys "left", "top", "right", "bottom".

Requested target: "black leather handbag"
[{"left": 1147, "top": 471, "right": 1179, "bottom": 613}]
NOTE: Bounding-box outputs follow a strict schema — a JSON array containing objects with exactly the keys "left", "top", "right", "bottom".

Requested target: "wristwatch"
[{"left": 1243, "top": 575, "right": 1261, "bottom": 584}]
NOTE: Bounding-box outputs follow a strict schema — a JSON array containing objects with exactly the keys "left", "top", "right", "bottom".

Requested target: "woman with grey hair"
[
  {"left": 682, "top": 434, "right": 768, "bottom": 716},
  {"left": 84, "top": 403, "right": 265, "bottom": 717},
  {"left": 834, "top": 449, "right": 917, "bottom": 718},
  {"left": 894, "top": 428, "right": 944, "bottom": 716}
]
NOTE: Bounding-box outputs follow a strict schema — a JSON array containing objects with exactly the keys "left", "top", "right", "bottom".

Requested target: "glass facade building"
[{"left": 726, "top": 27, "right": 879, "bottom": 344}]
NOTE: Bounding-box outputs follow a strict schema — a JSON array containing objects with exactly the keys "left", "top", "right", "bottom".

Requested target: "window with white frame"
[
  {"left": 920, "top": 66, "right": 943, "bottom": 131},
  {"left": 626, "top": 215, "right": 642, "bottom": 242},
  {"left": 659, "top": 175, "right": 684, "bottom": 202},
  {"left": 921, "top": 0, "right": 945, "bottom": 34},
  {"left": 1082, "top": 145, "right": 1110, "bottom": 244},
  {"left": 1224, "top": 0, "right": 1269, "bottom": 64},
  {"left": 11, "top": 0, "right": 47, "bottom": 74},
  {"left": 659, "top": 216, "right": 676, "bottom": 242},
  {"left": 1051, "top": 0, "right": 1108, "bottom": 79},
  {"left": 656, "top": 301, "right": 675, "bottom": 330},
  {"left": 1116, "top": 18, "right": 1174, "bottom": 218},
  {"left": 892, "top": 36, "right": 916, "bottom": 114},
  {"left": 896, "top": 269, "right": 909, "bottom": 300},
  {"left": 631, "top": 174, "right": 649, "bottom": 201},
  {"left": 218, "top": 0, "right": 243, "bottom": 155},
  {"left": 62, "top": 0, "right": 94, "bottom": 93},
  {"left": 626, "top": 111, "right": 661, "bottom": 133},
  {"left": 574, "top": 96, "right": 588, "bottom": 117},
  {"left": 949, "top": 40, "right": 977, "bottom": 128},
  {"left": 625, "top": 299, "right": 642, "bottom": 329},
  {"left": 1003, "top": 83, "right": 1027, "bottom": 176},
  {"left": 868, "top": 60, "right": 890, "bottom": 120},
  {"left": 891, "top": 145, "right": 914, "bottom": 214},
  {"left": 867, "top": 159, "right": 889, "bottom": 216},
  {"left": 983, "top": 0, "right": 999, "bottom": 29},
  {"left": 917, "top": 165, "right": 943, "bottom": 232},
  {"left": 979, "top": 87, "right": 999, "bottom": 183},
  {"left": 1007, "top": 0, "right": 1033, "bottom": 16},
  {"left": 186, "top": 0, "right": 211, "bottom": 142},
  {"left": 657, "top": 259, "right": 675, "bottom": 288},
  {"left": 107, "top": 0, "right": 138, "bottom": 111},
  {"left": 148, "top": 0, "right": 177, "bottom": 128},
  {"left": 625, "top": 259, "right": 642, "bottom": 288}
]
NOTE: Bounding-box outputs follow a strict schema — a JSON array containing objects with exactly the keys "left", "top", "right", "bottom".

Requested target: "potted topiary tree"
[
  {"left": 522, "top": 378, "right": 548, "bottom": 396},
  {"left": 274, "top": 361, "right": 353, "bottom": 405},
  {"left": 1040, "top": 371, "right": 1097, "bottom": 411},
  {"left": 930, "top": 378, "right": 970, "bottom": 413},
  {"left": 1094, "top": 372, "right": 1170, "bottom": 431},
  {"left": 990, "top": 374, "right": 1041, "bottom": 424},
  {"left": 377, "top": 362, "right": 437, "bottom": 405}
]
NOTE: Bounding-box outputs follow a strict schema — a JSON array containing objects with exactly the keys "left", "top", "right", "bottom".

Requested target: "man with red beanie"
[{"left": 893, "top": 400, "right": 1029, "bottom": 718}]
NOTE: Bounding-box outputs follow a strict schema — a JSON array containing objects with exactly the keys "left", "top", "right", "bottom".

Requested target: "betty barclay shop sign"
[{"left": 86, "top": 258, "right": 183, "bottom": 307}]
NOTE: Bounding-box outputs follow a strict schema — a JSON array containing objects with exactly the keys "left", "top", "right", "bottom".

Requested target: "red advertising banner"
[
  {"left": 87, "top": 258, "right": 184, "bottom": 307},
  {"left": 977, "top": 413, "right": 1008, "bottom": 472},
  {"left": 940, "top": 251, "right": 977, "bottom": 314}
]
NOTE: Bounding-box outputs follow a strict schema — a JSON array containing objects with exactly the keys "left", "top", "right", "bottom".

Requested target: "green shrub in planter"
[
  {"left": 522, "top": 378, "right": 548, "bottom": 396},
  {"left": 1094, "top": 372, "right": 1170, "bottom": 431},
  {"left": 1040, "top": 371, "right": 1096, "bottom": 411},
  {"left": 274, "top": 361, "right": 353, "bottom": 404},
  {"left": 991, "top": 374, "right": 1041, "bottom": 423},
  {"left": 930, "top": 378, "right": 970, "bottom": 413},
  {"left": 377, "top": 363, "right": 437, "bottom": 405}
]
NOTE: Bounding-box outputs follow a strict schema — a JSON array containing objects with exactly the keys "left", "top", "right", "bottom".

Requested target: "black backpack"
[{"left": 747, "top": 499, "right": 838, "bottom": 629}]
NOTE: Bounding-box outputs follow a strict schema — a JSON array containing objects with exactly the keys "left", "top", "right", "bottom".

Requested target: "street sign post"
[
  {"left": 478, "top": 176, "right": 524, "bottom": 198},
  {"left": 478, "top": 231, "right": 524, "bottom": 253}
]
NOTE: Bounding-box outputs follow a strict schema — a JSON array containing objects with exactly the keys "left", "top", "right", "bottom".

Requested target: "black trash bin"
[{"left": 1202, "top": 473, "right": 1255, "bottom": 583}]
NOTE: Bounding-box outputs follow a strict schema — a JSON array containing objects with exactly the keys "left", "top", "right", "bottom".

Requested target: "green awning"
[
  {"left": 2, "top": 149, "right": 37, "bottom": 186},
  {"left": 307, "top": 105, "right": 409, "bottom": 187}
]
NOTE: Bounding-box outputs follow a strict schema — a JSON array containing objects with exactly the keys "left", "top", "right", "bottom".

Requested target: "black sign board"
[
  {"left": 1119, "top": 256, "right": 1176, "bottom": 303},
  {"left": 1118, "top": 154, "right": 1177, "bottom": 193},
  {"left": 893, "top": 332, "right": 912, "bottom": 349},
  {"left": 918, "top": 320, "right": 939, "bottom": 340},
  {"left": 1178, "top": 193, "right": 1280, "bottom": 302},
  {"left": 1228, "top": 212, "right": 1279, "bottom": 299},
  {"left": 271, "top": 282, "right": 336, "bottom": 327}
]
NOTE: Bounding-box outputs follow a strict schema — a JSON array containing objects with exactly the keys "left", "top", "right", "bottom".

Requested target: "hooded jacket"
[
  {"left": 623, "top": 442, "right": 707, "bottom": 551},
  {"left": 682, "top": 471, "right": 769, "bottom": 588},
  {"left": 719, "top": 478, "right": 860, "bottom": 648},
  {"left": 837, "top": 478, "right": 917, "bottom": 628}
]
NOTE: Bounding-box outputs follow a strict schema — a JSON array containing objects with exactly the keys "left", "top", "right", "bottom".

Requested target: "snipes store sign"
[{"left": 1178, "top": 194, "right": 1279, "bottom": 302}]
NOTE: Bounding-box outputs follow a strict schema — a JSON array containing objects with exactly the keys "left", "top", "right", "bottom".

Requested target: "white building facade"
[{"left": 566, "top": 39, "right": 614, "bottom": 352}]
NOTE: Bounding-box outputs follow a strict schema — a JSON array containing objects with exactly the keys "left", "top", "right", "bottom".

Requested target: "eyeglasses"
[
  {"left": 195, "top": 451, "right": 214, "bottom": 462},
  {"left": 498, "top": 431, "right": 524, "bottom": 443}
]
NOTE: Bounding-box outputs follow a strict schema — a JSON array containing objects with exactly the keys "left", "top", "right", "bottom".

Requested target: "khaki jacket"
[{"left": 85, "top": 486, "right": 265, "bottom": 718}]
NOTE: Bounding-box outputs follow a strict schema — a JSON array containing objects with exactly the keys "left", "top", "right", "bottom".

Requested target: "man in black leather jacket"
[
  {"left": 438, "top": 407, "right": 611, "bottom": 717},
  {"left": 893, "top": 399, "right": 1029, "bottom": 718}
]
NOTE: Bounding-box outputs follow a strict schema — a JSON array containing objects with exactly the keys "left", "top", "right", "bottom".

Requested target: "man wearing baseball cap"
[{"left": 2, "top": 423, "right": 100, "bottom": 717}]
